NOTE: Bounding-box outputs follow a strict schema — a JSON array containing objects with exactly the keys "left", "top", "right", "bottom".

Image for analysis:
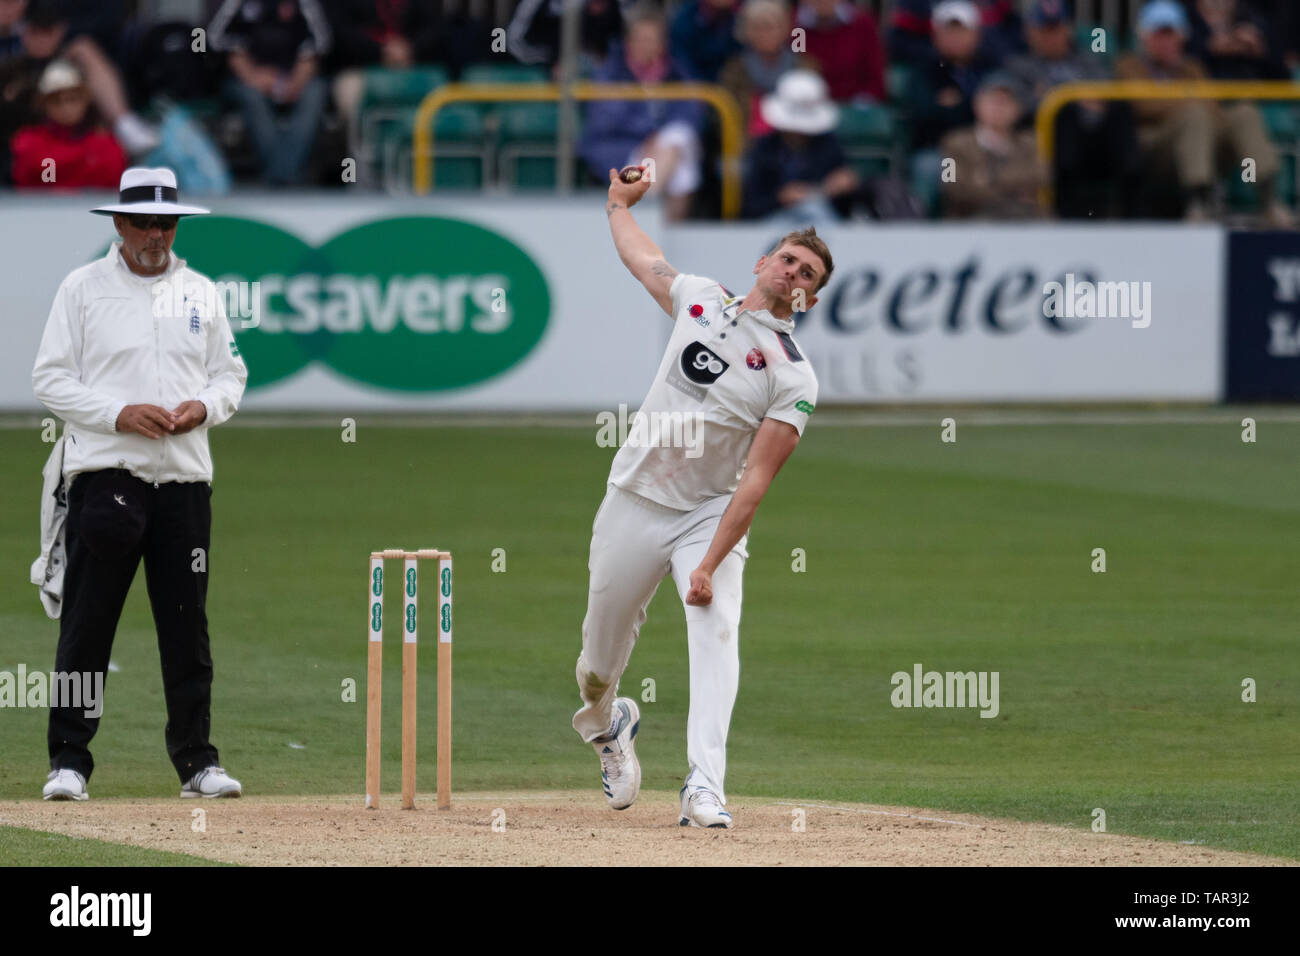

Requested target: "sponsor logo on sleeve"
[{"left": 795, "top": 400, "right": 815, "bottom": 414}]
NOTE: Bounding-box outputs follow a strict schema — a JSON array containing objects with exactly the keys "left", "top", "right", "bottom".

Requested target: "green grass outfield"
[
  {"left": 0, "top": 824, "right": 229, "bottom": 866},
  {"left": 1, "top": 411, "right": 1297, "bottom": 860}
]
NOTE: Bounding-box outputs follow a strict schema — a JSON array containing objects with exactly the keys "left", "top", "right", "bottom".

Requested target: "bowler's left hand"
[
  {"left": 685, "top": 567, "right": 713, "bottom": 606},
  {"left": 169, "top": 400, "right": 207, "bottom": 435}
]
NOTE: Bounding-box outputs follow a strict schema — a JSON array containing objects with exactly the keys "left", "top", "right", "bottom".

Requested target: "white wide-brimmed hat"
[
  {"left": 91, "top": 167, "right": 210, "bottom": 216},
  {"left": 760, "top": 71, "right": 839, "bottom": 136}
]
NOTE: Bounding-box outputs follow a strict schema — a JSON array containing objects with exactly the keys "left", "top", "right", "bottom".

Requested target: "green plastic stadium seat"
[
  {"left": 1261, "top": 102, "right": 1300, "bottom": 145},
  {"left": 456, "top": 64, "right": 549, "bottom": 125},
  {"left": 461, "top": 64, "right": 549, "bottom": 85},
  {"left": 838, "top": 103, "right": 899, "bottom": 177},
  {"left": 837, "top": 103, "right": 895, "bottom": 144},
  {"left": 361, "top": 67, "right": 450, "bottom": 108},
  {"left": 498, "top": 102, "right": 560, "bottom": 141},
  {"left": 429, "top": 157, "right": 484, "bottom": 189},
  {"left": 850, "top": 156, "right": 892, "bottom": 180},
  {"left": 373, "top": 103, "right": 485, "bottom": 144},
  {"left": 886, "top": 64, "right": 913, "bottom": 104}
]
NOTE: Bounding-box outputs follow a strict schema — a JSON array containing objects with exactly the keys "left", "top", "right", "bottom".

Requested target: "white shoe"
[
  {"left": 181, "top": 766, "right": 242, "bottom": 798},
  {"left": 42, "top": 769, "right": 88, "bottom": 801},
  {"left": 679, "top": 785, "right": 732, "bottom": 828},
  {"left": 593, "top": 698, "right": 640, "bottom": 810}
]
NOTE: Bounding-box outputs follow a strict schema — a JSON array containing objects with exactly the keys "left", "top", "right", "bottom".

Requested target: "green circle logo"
[{"left": 172, "top": 216, "right": 551, "bottom": 391}]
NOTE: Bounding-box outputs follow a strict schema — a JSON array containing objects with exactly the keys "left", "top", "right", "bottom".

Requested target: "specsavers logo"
[{"left": 172, "top": 216, "right": 551, "bottom": 391}]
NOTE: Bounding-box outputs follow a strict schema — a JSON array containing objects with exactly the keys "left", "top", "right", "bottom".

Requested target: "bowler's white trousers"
[{"left": 573, "top": 482, "right": 747, "bottom": 803}]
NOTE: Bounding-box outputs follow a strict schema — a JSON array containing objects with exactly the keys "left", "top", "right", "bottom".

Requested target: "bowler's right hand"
[
  {"left": 116, "top": 403, "right": 175, "bottom": 438},
  {"left": 607, "top": 168, "right": 652, "bottom": 209}
]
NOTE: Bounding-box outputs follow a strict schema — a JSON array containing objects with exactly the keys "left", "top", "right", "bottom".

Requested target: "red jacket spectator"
[
  {"left": 795, "top": 0, "right": 886, "bottom": 102},
  {"left": 11, "top": 120, "right": 125, "bottom": 188}
]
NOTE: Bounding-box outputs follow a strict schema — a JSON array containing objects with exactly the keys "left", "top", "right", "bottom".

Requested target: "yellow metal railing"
[
  {"left": 413, "top": 83, "right": 745, "bottom": 218},
  {"left": 1036, "top": 80, "right": 1300, "bottom": 208}
]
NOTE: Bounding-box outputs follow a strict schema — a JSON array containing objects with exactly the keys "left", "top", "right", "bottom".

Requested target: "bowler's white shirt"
[
  {"left": 32, "top": 242, "right": 248, "bottom": 484},
  {"left": 608, "top": 273, "right": 819, "bottom": 511}
]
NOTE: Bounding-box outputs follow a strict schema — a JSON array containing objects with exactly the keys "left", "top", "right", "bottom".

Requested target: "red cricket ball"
[{"left": 619, "top": 165, "right": 644, "bottom": 184}]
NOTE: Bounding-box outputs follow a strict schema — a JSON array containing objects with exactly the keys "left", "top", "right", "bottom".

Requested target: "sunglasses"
[{"left": 125, "top": 214, "right": 179, "bottom": 231}]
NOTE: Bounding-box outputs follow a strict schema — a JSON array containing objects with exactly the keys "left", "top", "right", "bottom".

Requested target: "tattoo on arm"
[
  {"left": 606, "top": 202, "right": 623, "bottom": 217},
  {"left": 650, "top": 259, "right": 678, "bottom": 279}
]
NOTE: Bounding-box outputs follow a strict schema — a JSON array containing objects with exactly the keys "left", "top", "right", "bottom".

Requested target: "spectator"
[
  {"left": 208, "top": 0, "right": 331, "bottom": 186},
  {"left": 1188, "top": 0, "right": 1288, "bottom": 80},
  {"left": 740, "top": 69, "right": 864, "bottom": 223},
  {"left": 1, "top": 0, "right": 155, "bottom": 181},
  {"left": 579, "top": 4, "right": 706, "bottom": 221},
  {"left": 1, "top": 0, "right": 25, "bottom": 61},
  {"left": 889, "top": 0, "right": 1023, "bottom": 66},
  {"left": 939, "top": 71, "right": 1045, "bottom": 218},
  {"left": 60, "top": 0, "right": 126, "bottom": 62},
  {"left": 1116, "top": 0, "right": 1291, "bottom": 224},
  {"left": 794, "top": 0, "right": 885, "bottom": 103},
  {"left": 326, "top": 0, "right": 455, "bottom": 168},
  {"left": 10, "top": 58, "right": 124, "bottom": 187},
  {"left": 13, "top": 1, "right": 159, "bottom": 154},
  {"left": 719, "top": 0, "right": 820, "bottom": 150},
  {"left": 1251, "top": 0, "right": 1300, "bottom": 72},
  {"left": 905, "top": 0, "right": 997, "bottom": 150},
  {"left": 508, "top": 0, "right": 635, "bottom": 78},
  {"left": 1004, "top": 0, "right": 1138, "bottom": 218},
  {"left": 671, "top": 0, "right": 743, "bottom": 83},
  {"left": 328, "top": 0, "right": 450, "bottom": 70}
]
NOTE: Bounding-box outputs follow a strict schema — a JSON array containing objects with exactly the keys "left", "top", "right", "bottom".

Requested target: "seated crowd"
[{"left": 0, "top": 0, "right": 1296, "bottom": 224}]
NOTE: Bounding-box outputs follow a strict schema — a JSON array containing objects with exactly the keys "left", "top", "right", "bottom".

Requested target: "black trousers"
[{"left": 48, "top": 469, "right": 220, "bottom": 782}]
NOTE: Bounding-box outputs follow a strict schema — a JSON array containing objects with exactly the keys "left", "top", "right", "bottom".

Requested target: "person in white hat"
[
  {"left": 741, "top": 69, "right": 862, "bottom": 223},
  {"left": 31, "top": 166, "right": 249, "bottom": 802},
  {"left": 9, "top": 58, "right": 126, "bottom": 189}
]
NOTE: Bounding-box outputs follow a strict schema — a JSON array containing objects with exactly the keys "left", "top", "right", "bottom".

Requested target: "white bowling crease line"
[{"left": 772, "top": 801, "right": 985, "bottom": 828}]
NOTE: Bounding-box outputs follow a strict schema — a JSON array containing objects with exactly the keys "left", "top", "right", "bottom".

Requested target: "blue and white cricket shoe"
[
  {"left": 594, "top": 698, "right": 640, "bottom": 810},
  {"left": 679, "top": 785, "right": 733, "bottom": 829}
]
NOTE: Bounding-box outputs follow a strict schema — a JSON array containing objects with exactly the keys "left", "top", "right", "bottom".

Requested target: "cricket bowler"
[{"left": 572, "top": 166, "right": 829, "bottom": 828}]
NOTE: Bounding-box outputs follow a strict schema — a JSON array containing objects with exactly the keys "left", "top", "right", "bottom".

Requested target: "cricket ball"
[{"left": 619, "top": 165, "right": 644, "bottom": 184}]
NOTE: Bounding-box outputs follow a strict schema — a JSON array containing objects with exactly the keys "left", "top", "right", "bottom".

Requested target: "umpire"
[{"left": 32, "top": 167, "right": 248, "bottom": 801}]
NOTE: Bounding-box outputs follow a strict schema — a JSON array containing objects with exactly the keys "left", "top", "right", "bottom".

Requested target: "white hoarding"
[
  {"left": 0, "top": 198, "right": 1224, "bottom": 410},
  {"left": 666, "top": 223, "right": 1224, "bottom": 401}
]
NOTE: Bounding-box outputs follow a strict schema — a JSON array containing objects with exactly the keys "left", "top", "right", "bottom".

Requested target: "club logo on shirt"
[
  {"left": 746, "top": 348, "right": 766, "bottom": 370},
  {"left": 688, "top": 303, "right": 709, "bottom": 328},
  {"left": 667, "top": 341, "right": 729, "bottom": 400}
]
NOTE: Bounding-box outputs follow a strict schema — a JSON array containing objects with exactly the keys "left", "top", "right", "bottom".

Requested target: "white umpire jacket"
[{"left": 32, "top": 241, "right": 248, "bottom": 486}]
